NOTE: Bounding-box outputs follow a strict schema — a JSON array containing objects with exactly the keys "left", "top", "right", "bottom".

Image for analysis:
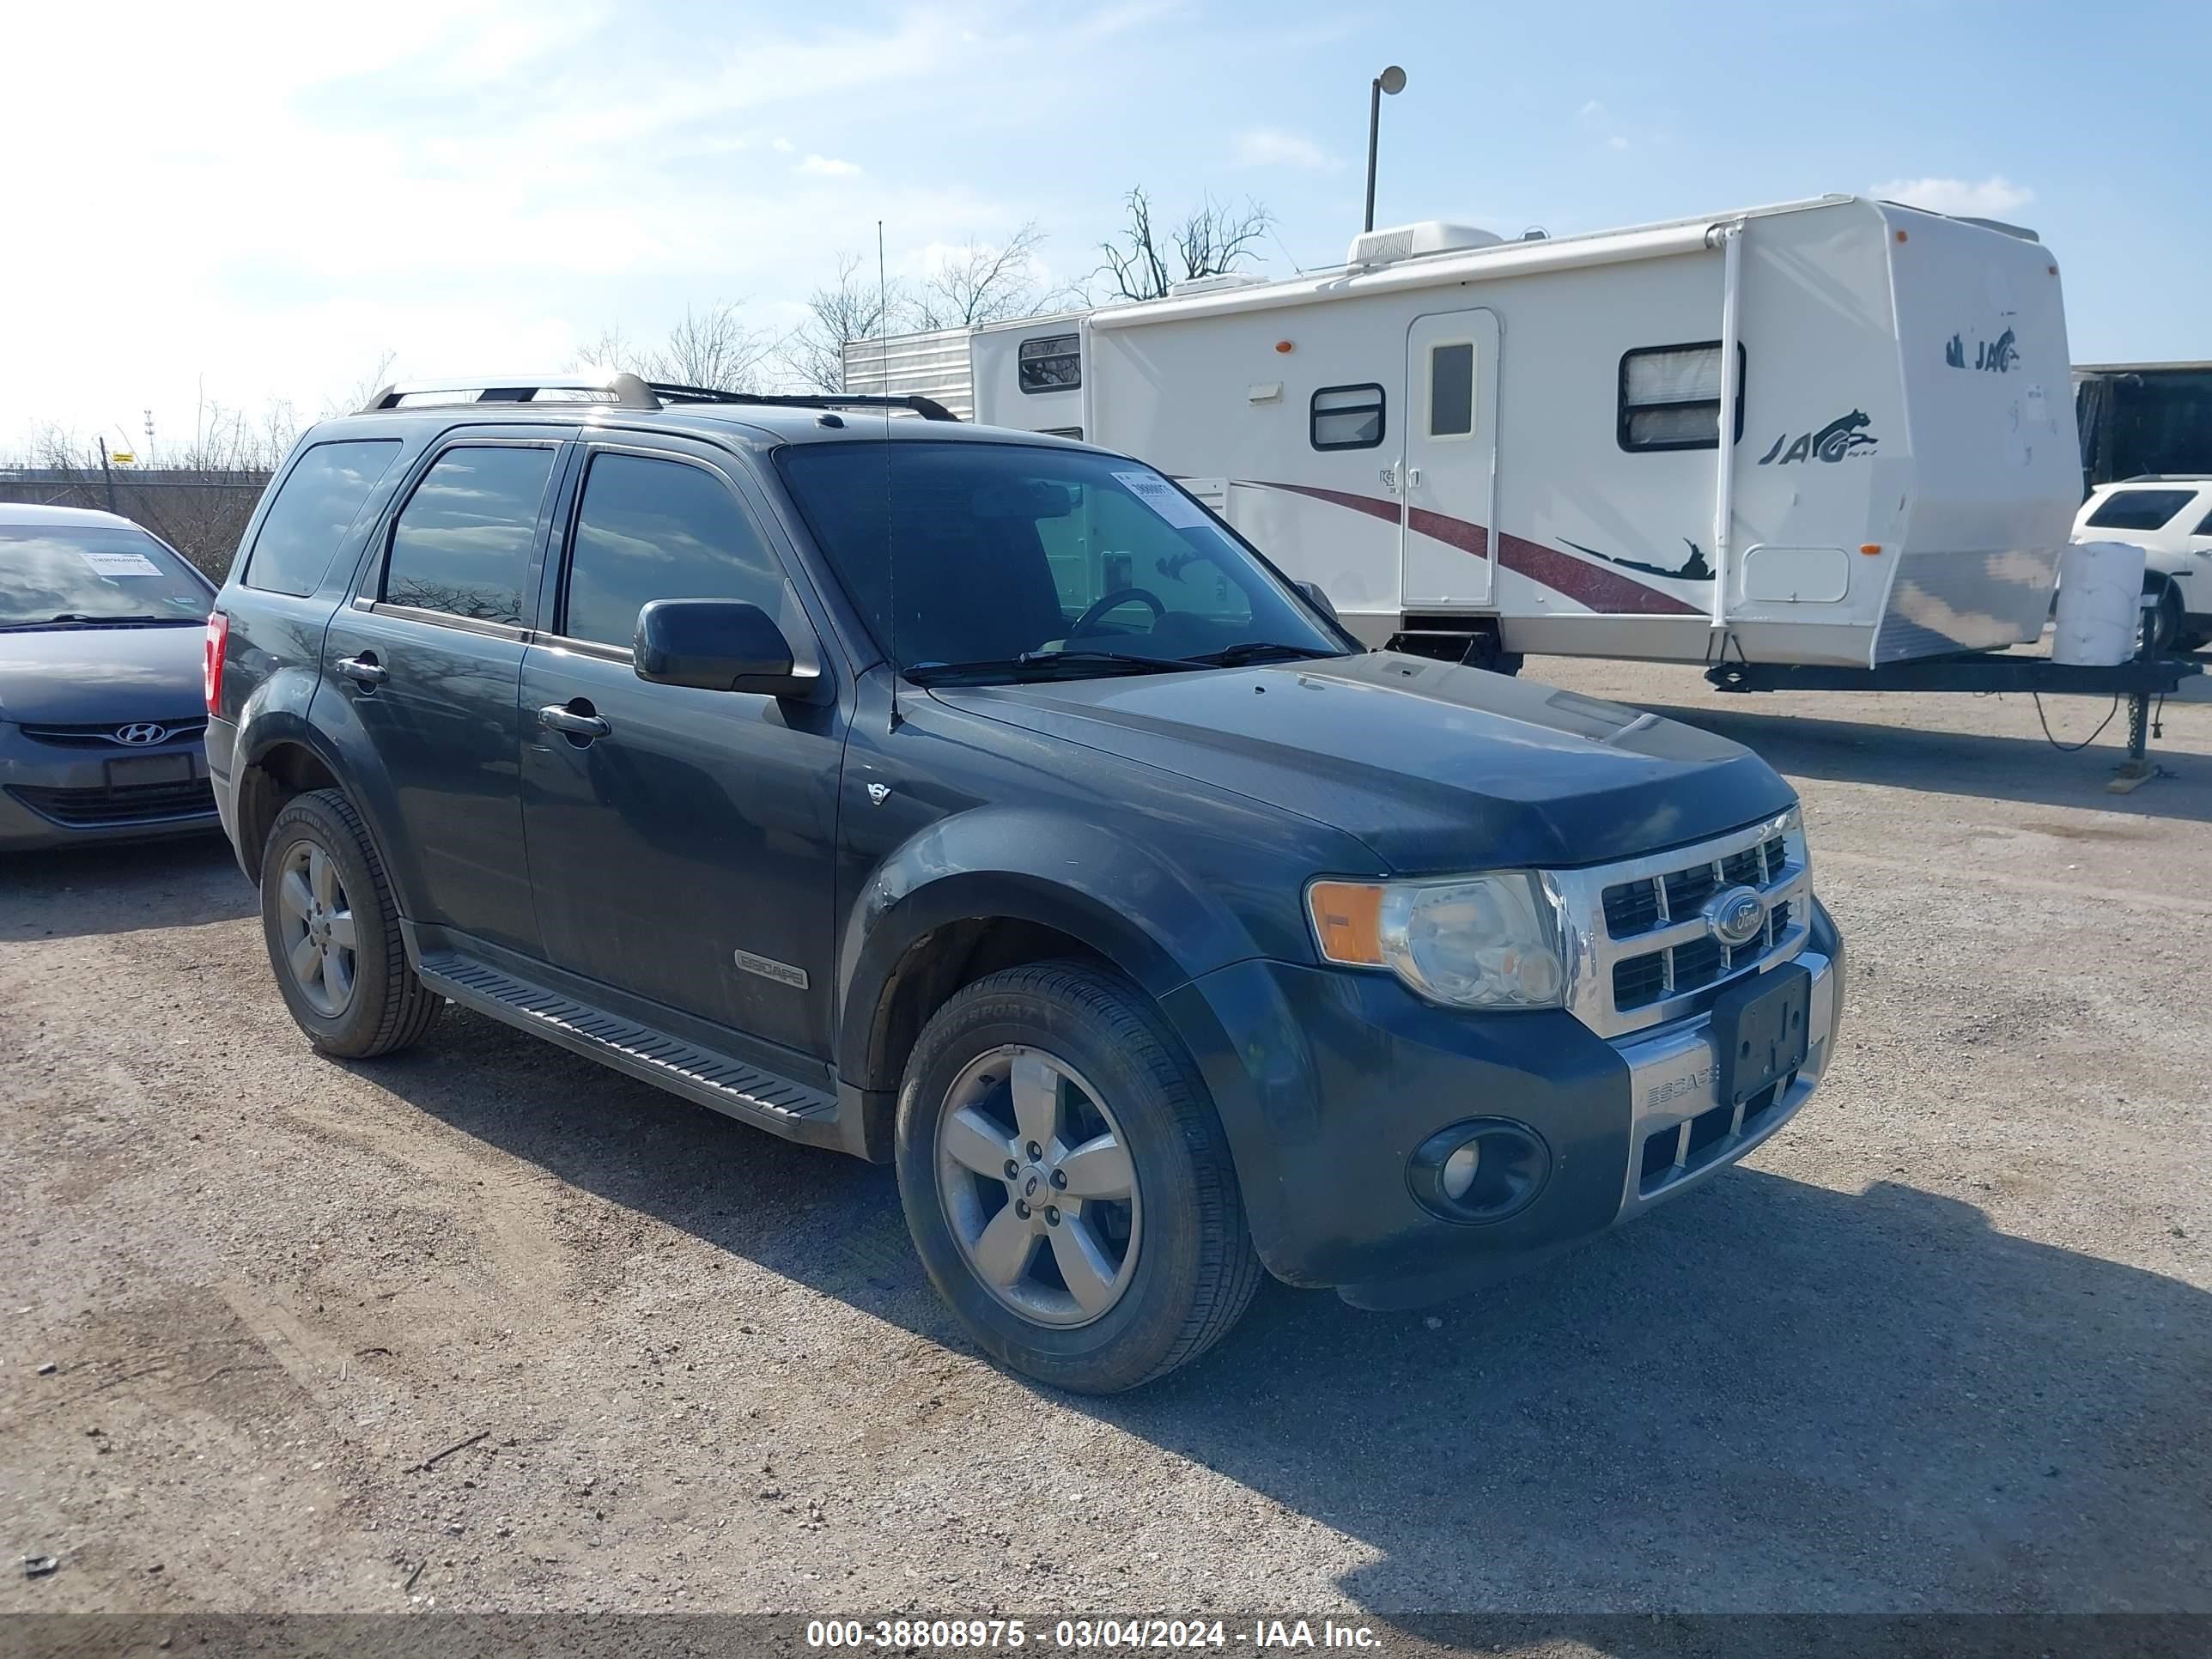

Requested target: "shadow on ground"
[
  {"left": 366, "top": 1009, "right": 2211, "bottom": 1615},
  {"left": 0, "top": 834, "right": 246, "bottom": 939},
  {"left": 1637, "top": 701, "right": 2211, "bottom": 824}
]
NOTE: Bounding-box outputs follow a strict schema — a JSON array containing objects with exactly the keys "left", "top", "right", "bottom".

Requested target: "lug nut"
[
  {"left": 1025, "top": 1141, "right": 1042, "bottom": 1161},
  {"left": 1050, "top": 1169, "right": 1067, "bottom": 1189},
  {"left": 1003, "top": 1159, "right": 1019, "bottom": 1179},
  {"left": 1014, "top": 1200, "right": 1031, "bottom": 1219},
  {"left": 1044, "top": 1206, "right": 1060, "bottom": 1226}
]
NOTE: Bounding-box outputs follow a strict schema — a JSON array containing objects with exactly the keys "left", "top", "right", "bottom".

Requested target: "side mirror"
[
  {"left": 634, "top": 599, "right": 822, "bottom": 700},
  {"left": 1297, "top": 580, "right": 1339, "bottom": 621}
]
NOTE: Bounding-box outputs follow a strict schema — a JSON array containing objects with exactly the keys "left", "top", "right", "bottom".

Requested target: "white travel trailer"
[{"left": 849, "top": 195, "right": 2081, "bottom": 670}]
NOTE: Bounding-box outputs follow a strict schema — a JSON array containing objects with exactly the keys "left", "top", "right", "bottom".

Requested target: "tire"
[
  {"left": 2144, "top": 577, "right": 2185, "bottom": 656},
  {"left": 894, "top": 960, "right": 1263, "bottom": 1393},
  {"left": 258, "top": 788, "right": 442, "bottom": 1059}
]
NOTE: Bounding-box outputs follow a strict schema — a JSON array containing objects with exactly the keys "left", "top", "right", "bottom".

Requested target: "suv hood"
[
  {"left": 937, "top": 653, "right": 1796, "bottom": 872},
  {"left": 0, "top": 624, "right": 209, "bottom": 726}
]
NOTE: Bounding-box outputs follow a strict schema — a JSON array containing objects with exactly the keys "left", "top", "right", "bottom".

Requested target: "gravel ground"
[{"left": 2, "top": 657, "right": 2208, "bottom": 1626}]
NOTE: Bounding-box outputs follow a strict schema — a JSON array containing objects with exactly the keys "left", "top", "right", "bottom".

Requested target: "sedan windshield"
[
  {"left": 775, "top": 441, "right": 1346, "bottom": 681},
  {"left": 0, "top": 525, "right": 211, "bottom": 628}
]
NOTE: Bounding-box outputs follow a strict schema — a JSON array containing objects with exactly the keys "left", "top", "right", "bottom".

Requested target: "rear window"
[
  {"left": 0, "top": 525, "right": 211, "bottom": 628},
  {"left": 2084, "top": 488, "right": 2197, "bottom": 532},
  {"left": 245, "top": 440, "right": 403, "bottom": 596},
  {"left": 381, "top": 445, "right": 557, "bottom": 629}
]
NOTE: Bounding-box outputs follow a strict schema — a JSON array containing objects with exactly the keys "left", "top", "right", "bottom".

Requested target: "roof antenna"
[{"left": 880, "top": 216, "right": 901, "bottom": 731}]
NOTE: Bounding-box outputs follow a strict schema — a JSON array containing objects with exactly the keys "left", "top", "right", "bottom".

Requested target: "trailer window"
[
  {"left": 1311, "top": 384, "right": 1386, "bottom": 451},
  {"left": 1428, "top": 343, "right": 1475, "bottom": 439},
  {"left": 1619, "top": 342, "right": 1746, "bottom": 452},
  {"left": 2083, "top": 489, "right": 2195, "bottom": 532},
  {"left": 1018, "top": 334, "right": 1081, "bottom": 394}
]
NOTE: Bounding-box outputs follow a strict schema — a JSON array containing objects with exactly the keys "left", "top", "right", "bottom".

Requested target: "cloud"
[
  {"left": 1867, "top": 175, "right": 2035, "bottom": 218},
  {"left": 1232, "top": 127, "right": 1337, "bottom": 172},
  {"left": 1577, "top": 98, "right": 1633, "bottom": 153},
  {"left": 797, "top": 154, "right": 862, "bottom": 178},
  {"left": 771, "top": 137, "right": 795, "bottom": 154}
]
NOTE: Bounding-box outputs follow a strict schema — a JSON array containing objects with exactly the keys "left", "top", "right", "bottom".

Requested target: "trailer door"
[{"left": 1401, "top": 307, "right": 1499, "bottom": 608}]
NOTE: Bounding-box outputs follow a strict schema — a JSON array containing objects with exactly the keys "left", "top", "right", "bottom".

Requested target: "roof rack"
[{"left": 357, "top": 374, "right": 960, "bottom": 422}]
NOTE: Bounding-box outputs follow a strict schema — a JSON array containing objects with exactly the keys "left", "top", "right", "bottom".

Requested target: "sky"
[{"left": 5, "top": 0, "right": 2207, "bottom": 459}]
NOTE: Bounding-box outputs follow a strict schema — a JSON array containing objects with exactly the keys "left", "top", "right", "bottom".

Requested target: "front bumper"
[
  {"left": 1164, "top": 900, "right": 1844, "bottom": 1307},
  {"left": 0, "top": 724, "right": 221, "bottom": 851}
]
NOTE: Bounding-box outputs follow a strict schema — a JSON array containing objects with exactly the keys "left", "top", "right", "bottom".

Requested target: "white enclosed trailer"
[{"left": 856, "top": 194, "right": 2082, "bottom": 671}]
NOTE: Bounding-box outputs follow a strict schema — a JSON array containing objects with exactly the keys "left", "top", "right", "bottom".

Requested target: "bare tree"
[
  {"left": 913, "top": 221, "right": 1053, "bottom": 331},
  {"left": 1097, "top": 187, "right": 1273, "bottom": 302},
  {"left": 647, "top": 301, "right": 780, "bottom": 391},
  {"left": 579, "top": 304, "right": 780, "bottom": 392},
  {"left": 324, "top": 349, "right": 398, "bottom": 418},
  {"left": 782, "top": 254, "right": 910, "bottom": 393}
]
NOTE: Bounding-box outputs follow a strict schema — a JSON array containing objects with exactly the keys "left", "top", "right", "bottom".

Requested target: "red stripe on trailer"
[{"left": 1249, "top": 481, "right": 1703, "bottom": 618}]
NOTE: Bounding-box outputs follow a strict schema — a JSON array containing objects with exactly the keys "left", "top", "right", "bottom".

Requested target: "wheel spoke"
[
  {"left": 1054, "top": 1131, "right": 1133, "bottom": 1201},
  {"left": 287, "top": 932, "right": 322, "bottom": 987},
  {"left": 1008, "top": 1051, "right": 1062, "bottom": 1150},
  {"left": 1049, "top": 1216, "right": 1121, "bottom": 1316},
  {"left": 278, "top": 869, "right": 314, "bottom": 923},
  {"left": 969, "top": 1204, "right": 1040, "bottom": 1288},
  {"left": 325, "top": 912, "right": 357, "bottom": 951},
  {"left": 321, "top": 945, "right": 353, "bottom": 1006},
  {"left": 308, "top": 845, "right": 336, "bottom": 908},
  {"left": 942, "top": 1105, "right": 1014, "bottom": 1177}
]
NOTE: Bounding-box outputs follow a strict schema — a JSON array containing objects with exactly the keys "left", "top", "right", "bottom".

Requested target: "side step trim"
[{"left": 416, "top": 950, "right": 843, "bottom": 1149}]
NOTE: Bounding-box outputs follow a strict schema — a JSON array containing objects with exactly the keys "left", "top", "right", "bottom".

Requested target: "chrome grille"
[{"left": 1548, "top": 810, "right": 1811, "bottom": 1039}]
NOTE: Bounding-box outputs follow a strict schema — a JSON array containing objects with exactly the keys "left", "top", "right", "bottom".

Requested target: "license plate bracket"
[
  {"left": 106, "top": 754, "right": 193, "bottom": 789},
  {"left": 1711, "top": 962, "right": 1811, "bottom": 1107}
]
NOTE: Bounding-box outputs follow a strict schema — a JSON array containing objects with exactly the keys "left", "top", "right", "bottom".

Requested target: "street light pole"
[{"left": 1364, "top": 65, "right": 1407, "bottom": 234}]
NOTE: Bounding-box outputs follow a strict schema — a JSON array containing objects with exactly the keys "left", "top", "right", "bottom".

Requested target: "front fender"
[{"left": 836, "top": 806, "right": 1260, "bottom": 1088}]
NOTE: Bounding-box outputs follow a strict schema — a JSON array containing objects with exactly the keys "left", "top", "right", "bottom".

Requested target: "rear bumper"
[
  {"left": 1165, "top": 899, "right": 1844, "bottom": 1305},
  {"left": 0, "top": 726, "right": 220, "bottom": 851}
]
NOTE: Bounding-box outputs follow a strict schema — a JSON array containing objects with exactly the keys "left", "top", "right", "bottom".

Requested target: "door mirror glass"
[{"left": 634, "top": 599, "right": 819, "bottom": 699}]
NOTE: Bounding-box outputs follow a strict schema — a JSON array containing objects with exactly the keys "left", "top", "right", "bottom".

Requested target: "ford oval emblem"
[{"left": 1705, "top": 885, "right": 1768, "bottom": 951}]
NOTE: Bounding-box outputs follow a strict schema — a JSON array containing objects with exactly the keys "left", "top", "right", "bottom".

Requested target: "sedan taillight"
[{"left": 204, "top": 611, "right": 229, "bottom": 714}]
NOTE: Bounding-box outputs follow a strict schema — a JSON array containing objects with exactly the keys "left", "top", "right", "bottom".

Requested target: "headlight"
[{"left": 1306, "top": 872, "right": 1565, "bottom": 1009}]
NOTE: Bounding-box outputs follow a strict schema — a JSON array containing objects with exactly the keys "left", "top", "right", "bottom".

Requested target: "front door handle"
[
  {"left": 335, "top": 654, "right": 387, "bottom": 687},
  {"left": 538, "top": 703, "right": 611, "bottom": 740}
]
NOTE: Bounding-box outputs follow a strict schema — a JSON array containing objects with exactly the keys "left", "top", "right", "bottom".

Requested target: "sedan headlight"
[{"left": 1306, "top": 872, "right": 1565, "bottom": 1009}]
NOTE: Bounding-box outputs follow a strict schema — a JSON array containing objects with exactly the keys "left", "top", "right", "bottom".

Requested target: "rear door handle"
[
  {"left": 538, "top": 703, "right": 611, "bottom": 740},
  {"left": 335, "top": 654, "right": 387, "bottom": 687}
]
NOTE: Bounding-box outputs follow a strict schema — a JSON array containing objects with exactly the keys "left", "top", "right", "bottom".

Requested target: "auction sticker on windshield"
[
  {"left": 1113, "top": 471, "right": 1212, "bottom": 530},
  {"left": 81, "top": 550, "right": 166, "bottom": 578}
]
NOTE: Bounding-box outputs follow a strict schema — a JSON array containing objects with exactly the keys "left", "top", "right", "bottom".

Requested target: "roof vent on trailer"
[
  {"left": 1166, "top": 270, "right": 1268, "bottom": 297},
  {"left": 1346, "top": 221, "right": 1504, "bottom": 268}
]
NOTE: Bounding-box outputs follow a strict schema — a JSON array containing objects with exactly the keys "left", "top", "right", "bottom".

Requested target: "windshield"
[
  {"left": 775, "top": 440, "right": 1345, "bottom": 679},
  {"left": 0, "top": 524, "right": 210, "bottom": 628}
]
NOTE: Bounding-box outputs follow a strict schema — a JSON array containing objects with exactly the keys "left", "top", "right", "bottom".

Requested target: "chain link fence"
[{"left": 0, "top": 468, "right": 270, "bottom": 581}]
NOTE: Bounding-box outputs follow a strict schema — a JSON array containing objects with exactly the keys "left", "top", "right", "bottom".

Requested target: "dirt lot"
[{"left": 3, "top": 659, "right": 2208, "bottom": 1625}]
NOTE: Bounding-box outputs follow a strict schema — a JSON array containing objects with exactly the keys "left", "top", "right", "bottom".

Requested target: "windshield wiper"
[
  {"left": 1179, "top": 641, "right": 1342, "bottom": 667},
  {"left": 3, "top": 613, "right": 199, "bottom": 629},
  {"left": 907, "top": 649, "right": 1190, "bottom": 685}
]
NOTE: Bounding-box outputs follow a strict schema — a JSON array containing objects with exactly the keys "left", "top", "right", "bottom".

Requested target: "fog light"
[
  {"left": 1407, "top": 1118, "right": 1551, "bottom": 1224},
  {"left": 1440, "top": 1140, "right": 1480, "bottom": 1200}
]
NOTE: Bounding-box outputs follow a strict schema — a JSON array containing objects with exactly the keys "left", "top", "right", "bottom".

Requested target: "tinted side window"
[
  {"left": 1311, "top": 384, "right": 1385, "bottom": 450},
  {"left": 382, "top": 445, "right": 557, "bottom": 627},
  {"left": 1429, "top": 342, "right": 1475, "bottom": 438},
  {"left": 245, "top": 440, "right": 402, "bottom": 596},
  {"left": 1018, "top": 334, "right": 1081, "bottom": 393},
  {"left": 2084, "top": 489, "right": 2195, "bottom": 532},
  {"left": 561, "top": 453, "right": 783, "bottom": 648}
]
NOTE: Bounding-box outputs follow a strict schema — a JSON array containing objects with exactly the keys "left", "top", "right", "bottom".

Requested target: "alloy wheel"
[
  {"left": 934, "top": 1044, "right": 1142, "bottom": 1328},
  {"left": 276, "top": 839, "right": 359, "bottom": 1018}
]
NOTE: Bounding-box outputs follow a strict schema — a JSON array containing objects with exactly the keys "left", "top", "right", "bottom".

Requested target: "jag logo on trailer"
[
  {"left": 1946, "top": 326, "right": 2019, "bottom": 374},
  {"left": 1758, "top": 410, "right": 1878, "bottom": 466}
]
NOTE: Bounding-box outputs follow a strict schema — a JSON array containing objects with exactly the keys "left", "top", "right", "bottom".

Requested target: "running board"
[{"left": 415, "top": 950, "right": 843, "bottom": 1149}]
